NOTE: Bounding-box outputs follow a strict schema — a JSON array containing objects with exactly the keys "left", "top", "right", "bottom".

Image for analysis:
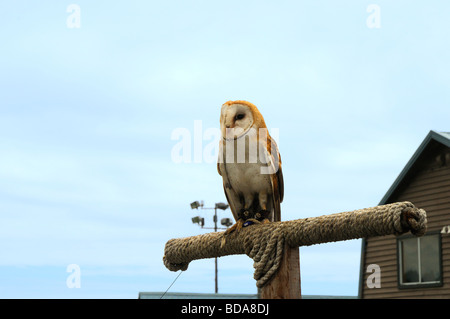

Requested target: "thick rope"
[{"left": 163, "top": 201, "right": 427, "bottom": 288}]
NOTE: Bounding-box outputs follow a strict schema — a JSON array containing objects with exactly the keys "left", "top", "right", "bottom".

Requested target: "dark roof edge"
[{"left": 378, "top": 130, "right": 450, "bottom": 205}]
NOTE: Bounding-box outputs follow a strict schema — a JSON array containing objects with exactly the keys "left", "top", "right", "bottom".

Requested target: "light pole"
[{"left": 190, "top": 200, "right": 231, "bottom": 294}]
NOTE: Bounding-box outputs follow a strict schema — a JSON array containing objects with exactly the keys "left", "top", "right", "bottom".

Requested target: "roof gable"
[{"left": 379, "top": 130, "right": 450, "bottom": 204}]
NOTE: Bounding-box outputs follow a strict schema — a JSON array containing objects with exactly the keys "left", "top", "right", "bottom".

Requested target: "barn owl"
[{"left": 217, "top": 100, "right": 284, "bottom": 235}]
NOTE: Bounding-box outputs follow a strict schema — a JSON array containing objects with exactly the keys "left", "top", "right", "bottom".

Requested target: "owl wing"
[{"left": 267, "top": 134, "right": 284, "bottom": 222}]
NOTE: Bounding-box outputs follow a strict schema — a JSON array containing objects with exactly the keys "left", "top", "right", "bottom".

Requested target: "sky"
[{"left": 1, "top": 1, "right": 450, "bottom": 298}]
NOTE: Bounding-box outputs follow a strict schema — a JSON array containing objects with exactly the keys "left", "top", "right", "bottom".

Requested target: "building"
[{"left": 359, "top": 130, "right": 450, "bottom": 298}]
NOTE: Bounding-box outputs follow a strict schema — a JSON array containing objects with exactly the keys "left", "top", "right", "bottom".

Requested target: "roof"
[{"left": 379, "top": 130, "right": 450, "bottom": 204}]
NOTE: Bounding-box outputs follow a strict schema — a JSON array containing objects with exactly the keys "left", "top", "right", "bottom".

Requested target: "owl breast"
[
  {"left": 224, "top": 161, "right": 272, "bottom": 195},
  {"left": 220, "top": 132, "right": 272, "bottom": 197}
]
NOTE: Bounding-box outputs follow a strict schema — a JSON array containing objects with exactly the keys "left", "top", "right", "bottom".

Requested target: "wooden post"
[{"left": 260, "top": 243, "right": 301, "bottom": 299}]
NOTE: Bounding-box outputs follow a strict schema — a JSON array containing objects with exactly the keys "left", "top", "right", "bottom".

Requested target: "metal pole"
[{"left": 214, "top": 207, "right": 218, "bottom": 294}]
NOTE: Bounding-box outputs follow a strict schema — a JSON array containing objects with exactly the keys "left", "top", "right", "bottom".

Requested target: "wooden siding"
[{"left": 361, "top": 145, "right": 450, "bottom": 298}]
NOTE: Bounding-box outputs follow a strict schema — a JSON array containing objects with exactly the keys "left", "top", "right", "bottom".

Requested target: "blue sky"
[{"left": 1, "top": 1, "right": 449, "bottom": 298}]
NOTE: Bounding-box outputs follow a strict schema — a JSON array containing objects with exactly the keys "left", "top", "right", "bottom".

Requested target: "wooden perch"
[{"left": 163, "top": 201, "right": 427, "bottom": 297}]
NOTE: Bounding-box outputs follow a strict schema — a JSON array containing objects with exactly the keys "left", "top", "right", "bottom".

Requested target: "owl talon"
[
  {"left": 258, "top": 210, "right": 270, "bottom": 221},
  {"left": 221, "top": 219, "right": 244, "bottom": 248},
  {"left": 223, "top": 219, "right": 244, "bottom": 235},
  {"left": 238, "top": 209, "right": 250, "bottom": 219}
]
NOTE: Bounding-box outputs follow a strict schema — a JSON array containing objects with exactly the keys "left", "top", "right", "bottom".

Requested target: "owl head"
[{"left": 220, "top": 100, "right": 267, "bottom": 140}]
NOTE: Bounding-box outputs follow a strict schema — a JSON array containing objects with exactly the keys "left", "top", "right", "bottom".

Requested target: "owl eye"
[{"left": 235, "top": 113, "right": 245, "bottom": 121}]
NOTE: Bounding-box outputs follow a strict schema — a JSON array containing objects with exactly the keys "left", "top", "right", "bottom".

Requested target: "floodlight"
[
  {"left": 191, "top": 216, "right": 204, "bottom": 227},
  {"left": 190, "top": 201, "right": 200, "bottom": 209},
  {"left": 192, "top": 216, "right": 200, "bottom": 224},
  {"left": 215, "top": 202, "right": 229, "bottom": 210},
  {"left": 221, "top": 218, "right": 233, "bottom": 227}
]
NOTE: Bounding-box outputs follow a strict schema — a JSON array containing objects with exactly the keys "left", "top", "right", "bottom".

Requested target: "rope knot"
[
  {"left": 399, "top": 206, "right": 427, "bottom": 237},
  {"left": 244, "top": 222, "right": 287, "bottom": 288},
  {"left": 163, "top": 256, "right": 189, "bottom": 272}
]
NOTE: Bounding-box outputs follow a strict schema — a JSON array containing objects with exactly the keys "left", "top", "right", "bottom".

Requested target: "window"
[{"left": 397, "top": 233, "right": 442, "bottom": 288}]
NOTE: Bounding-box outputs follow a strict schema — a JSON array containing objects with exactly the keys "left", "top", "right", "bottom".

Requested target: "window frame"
[{"left": 397, "top": 231, "right": 443, "bottom": 289}]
